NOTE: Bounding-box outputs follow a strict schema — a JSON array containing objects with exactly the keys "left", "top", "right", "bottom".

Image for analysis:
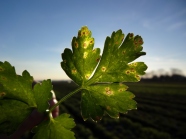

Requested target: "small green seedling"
[{"left": 0, "top": 26, "right": 147, "bottom": 139}]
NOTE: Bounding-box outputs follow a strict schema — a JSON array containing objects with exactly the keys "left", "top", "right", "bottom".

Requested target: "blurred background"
[
  {"left": 0, "top": 0, "right": 186, "bottom": 139},
  {"left": 1, "top": 0, "right": 186, "bottom": 80}
]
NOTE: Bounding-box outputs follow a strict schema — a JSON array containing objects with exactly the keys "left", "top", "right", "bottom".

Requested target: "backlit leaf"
[
  {"left": 0, "top": 61, "right": 52, "bottom": 135},
  {"left": 61, "top": 26, "right": 147, "bottom": 121},
  {"left": 33, "top": 113, "right": 75, "bottom": 139},
  {"left": 61, "top": 26, "right": 100, "bottom": 85}
]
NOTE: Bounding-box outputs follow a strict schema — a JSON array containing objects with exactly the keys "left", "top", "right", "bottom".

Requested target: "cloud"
[
  {"left": 141, "top": 56, "right": 186, "bottom": 76},
  {"left": 142, "top": 20, "right": 153, "bottom": 30},
  {"left": 1, "top": 58, "right": 70, "bottom": 80},
  {"left": 141, "top": 8, "right": 186, "bottom": 31},
  {"left": 45, "top": 42, "right": 70, "bottom": 54},
  {"left": 167, "top": 21, "right": 186, "bottom": 31}
]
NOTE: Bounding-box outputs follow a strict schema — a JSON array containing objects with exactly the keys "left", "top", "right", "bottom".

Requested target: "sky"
[{"left": 0, "top": 0, "right": 186, "bottom": 80}]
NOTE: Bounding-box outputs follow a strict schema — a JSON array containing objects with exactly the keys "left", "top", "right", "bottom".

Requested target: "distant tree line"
[
  {"left": 142, "top": 74, "right": 186, "bottom": 82},
  {"left": 141, "top": 68, "right": 186, "bottom": 82}
]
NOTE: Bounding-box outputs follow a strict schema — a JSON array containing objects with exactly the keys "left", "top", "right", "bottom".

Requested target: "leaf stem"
[
  {"left": 49, "top": 87, "right": 82, "bottom": 113},
  {"left": 85, "top": 73, "right": 102, "bottom": 86}
]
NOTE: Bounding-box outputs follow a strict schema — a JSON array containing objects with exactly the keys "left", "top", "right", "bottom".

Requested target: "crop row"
[{"left": 53, "top": 81, "right": 186, "bottom": 139}]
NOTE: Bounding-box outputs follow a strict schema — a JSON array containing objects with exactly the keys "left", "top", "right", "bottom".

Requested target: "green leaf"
[
  {"left": 33, "top": 79, "right": 53, "bottom": 112},
  {"left": 81, "top": 83, "right": 136, "bottom": 121},
  {"left": 81, "top": 89, "right": 104, "bottom": 121},
  {"left": 61, "top": 26, "right": 100, "bottom": 85},
  {"left": 0, "top": 61, "right": 53, "bottom": 135},
  {"left": 33, "top": 113, "right": 76, "bottom": 139},
  {"left": 61, "top": 26, "right": 147, "bottom": 121},
  {"left": 0, "top": 61, "right": 36, "bottom": 106},
  {"left": 0, "top": 61, "right": 35, "bottom": 134},
  {"left": 89, "top": 30, "right": 147, "bottom": 83},
  {"left": 0, "top": 99, "right": 32, "bottom": 135}
]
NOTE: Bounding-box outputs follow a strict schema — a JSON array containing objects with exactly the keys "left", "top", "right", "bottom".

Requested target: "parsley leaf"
[
  {"left": 61, "top": 26, "right": 100, "bottom": 85},
  {"left": 61, "top": 26, "right": 147, "bottom": 121},
  {"left": 0, "top": 61, "right": 52, "bottom": 135},
  {"left": 33, "top": 113, "right": 75, "bottom": 139},
  {"left": 81, "top": 83, "right": 136, "bottom": 121},
  {"left": 33, "top": 80, "right": 53, "bottom": 112}
]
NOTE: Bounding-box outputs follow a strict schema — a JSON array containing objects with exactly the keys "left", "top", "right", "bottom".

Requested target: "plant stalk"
[{"left": 49, "top": 87, "right": 82, "bottom": 113}]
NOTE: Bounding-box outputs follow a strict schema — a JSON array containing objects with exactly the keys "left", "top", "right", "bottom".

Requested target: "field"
[
  {"left": 21, "top": 80, "right": 186, "bottom": 139},
  {"left": 52, "top": 81, "right": 186, "bottom": 139}
]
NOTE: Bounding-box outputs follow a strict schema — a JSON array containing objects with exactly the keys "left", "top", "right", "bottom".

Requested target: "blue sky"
[{"left": 0, "top": 0, "right": 186, "bottom": 80}]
